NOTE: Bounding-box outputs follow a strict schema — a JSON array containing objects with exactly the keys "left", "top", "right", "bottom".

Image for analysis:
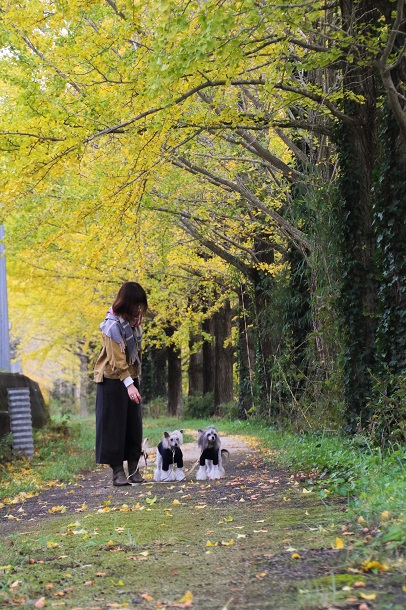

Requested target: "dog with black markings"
[
  {"left": 196, "top": 426, "right": 228, "bottom": 480},
  {"left": 153, "top": 429, "right": 186, "bottom": 482}
]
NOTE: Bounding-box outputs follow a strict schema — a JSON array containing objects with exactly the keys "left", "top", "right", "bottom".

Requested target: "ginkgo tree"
[{"left": 0, "top": 0, "right": 404, "bottom": 434}]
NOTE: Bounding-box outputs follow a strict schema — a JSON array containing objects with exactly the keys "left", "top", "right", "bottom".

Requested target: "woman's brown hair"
[{"left": 112, "top": 282, "right": 148, "bottom": 319}]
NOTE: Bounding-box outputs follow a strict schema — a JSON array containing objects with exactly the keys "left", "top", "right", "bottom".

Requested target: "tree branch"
[
  {"left": 21, "top": 36, "right": 84, "bottom": 96},
  {"left": 178, "top": 216, "right": 256, "bottom": 278},
  {"left": 104, "top": 0, "right": 126, "bottom": 20},
  {"left": 274, "top": 83, "right": 356, "bottom": 125},
  {"left": 0, "top": 131, "right": 65, "bottom": 141},
  {"left": 376, "top": 0, "right": 406, "bottom": 142},
  {"left": 84, "top": 79, "right": 266, "bottom": 142},
  {"left": 174, "top": 156, "right": 311, "bottom": 253}
]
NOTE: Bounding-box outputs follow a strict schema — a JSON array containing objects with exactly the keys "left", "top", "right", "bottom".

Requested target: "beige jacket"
[{"left": 93, "top": 334, "right": 141, "bottom": 383}]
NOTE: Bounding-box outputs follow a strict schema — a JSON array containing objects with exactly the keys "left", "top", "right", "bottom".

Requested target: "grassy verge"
[
  {"left": 0, "top": 477, "right": 355, "bottom": 610},
  {"left": 1, "top": 414, "right": 405, "bottom": 556},
  {"left": 218, "top": 420, "right": 406, "bottom": 556},
  {"left": 1, "top": 414, "right": 406, "bottom": 608}
]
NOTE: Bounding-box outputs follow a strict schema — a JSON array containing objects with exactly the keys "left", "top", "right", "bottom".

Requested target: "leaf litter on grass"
[{"left": 1, "top": 439, "right": 404, "bottom": 609}]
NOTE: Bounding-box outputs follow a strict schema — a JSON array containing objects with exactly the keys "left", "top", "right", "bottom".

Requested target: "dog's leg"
[
  {"left": 160, "top": 465, "right": 175, "bottom": 482},
  {"left": 218, "top": 449, "right": 226, "bottom": 477},
  {"left": 154, "top": 452, "right": 163, "bottom": 482},
  {"left": 174, "top": 467, "right": 186, "bottom": 481},
  {"left": 206, "top": 460, "right": 214, "bottom": 479},
  {"left": 209, "top": 464, "right": 223, "bottom": 479},
  {"left": 196, "top": 465, "right": 207, "bottom": 480}
]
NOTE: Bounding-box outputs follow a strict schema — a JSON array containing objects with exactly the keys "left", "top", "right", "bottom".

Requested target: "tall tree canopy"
[{"left": 1, "top": 0, "right": 404, "bottom": 433}]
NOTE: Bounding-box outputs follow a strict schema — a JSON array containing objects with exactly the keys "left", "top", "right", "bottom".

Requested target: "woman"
[{"left": 94, "top": 281, "right": 148, "bottom": 486}]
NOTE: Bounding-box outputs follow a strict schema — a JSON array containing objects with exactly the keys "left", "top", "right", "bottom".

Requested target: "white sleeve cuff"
[{"left": 123, "top": 376, "right": 134, "bottom": 387}]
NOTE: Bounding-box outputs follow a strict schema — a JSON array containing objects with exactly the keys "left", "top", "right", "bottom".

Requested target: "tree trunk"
[
  {"left": 188, "top": 332, "right": 204, "bottom": 396},
  {"left": 213, "top": 300, "right": 234, "bottom": 410},
  {"left": 75, "top": 340, "right": 90, "bottom": 417},
  {"left": 337, "top": 0, "right": 381, "bottom": 430},
  {"left": 165, "top": 327, "right": 182, "bottom": 416},
  {"left": 141, "top": 346, "right": 167, "bottom": 403},
  {"left": 237, "top": 285, "right": 255, "bottom": 418},
  {"left": 202, "top": 316, "right": 215, "bottom": 395}
]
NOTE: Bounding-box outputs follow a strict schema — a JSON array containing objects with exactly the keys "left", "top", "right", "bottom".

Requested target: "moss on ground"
[
  {"left": 1, "top": 494, "right": 336, "bottom": 609},
  {"left": 1, "top": 436, "right": 404, "bottom": 610}
]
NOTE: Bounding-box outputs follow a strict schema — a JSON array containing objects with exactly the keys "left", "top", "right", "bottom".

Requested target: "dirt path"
[
  {"left": 0, "top": 436, "right": 398, "bottom": 609},
  {"left": 1, "top": 435, "right": 285, "bottom": 535}
]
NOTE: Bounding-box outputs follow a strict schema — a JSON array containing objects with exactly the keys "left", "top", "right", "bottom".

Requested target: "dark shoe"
[
  {"left": 111, "top": 465, "right": 130, "bottom": 486},
  {"left": 127, "top": 461, "right": 144, "bottom": 484}
]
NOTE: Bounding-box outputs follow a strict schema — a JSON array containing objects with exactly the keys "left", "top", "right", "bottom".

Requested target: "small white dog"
[
  {"left": 154, "top": 429, "right": 186, "bottom": 482},
  {"left": 196, "top": 426, "right": 228, "bottom": 480}
]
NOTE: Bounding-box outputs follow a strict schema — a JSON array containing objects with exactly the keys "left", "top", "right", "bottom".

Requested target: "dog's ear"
[
  {"left": 164, "top": 431, "right": 170, "bottom": 439},
  {"left": 198, "top": 429, "right": 203, "bottom": 434},
  {"left": 179, "top": 429, "right": 184, "bottom": 434}
]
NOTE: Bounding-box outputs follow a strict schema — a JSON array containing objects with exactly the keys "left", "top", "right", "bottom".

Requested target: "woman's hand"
[{"left": 127, "top": 383, "right": 142, "bottom": 403}]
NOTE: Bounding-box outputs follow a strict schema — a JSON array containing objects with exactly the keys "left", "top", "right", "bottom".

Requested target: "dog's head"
[
  {"left": 162, "top": 429, "right": 184, "bottom": 449},
  {"left": 198, "top": 426, "right": 220, "bottom": 449}
]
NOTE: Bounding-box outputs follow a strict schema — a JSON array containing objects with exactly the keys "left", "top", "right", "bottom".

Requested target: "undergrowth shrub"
[
  {"left": 367, "top": 370, "right": 406, "bottom": 449},
  {"left": 184, "top": 392, "right": 215, "bottom": 418},
  {"left": 144, "top": 396, "right": 168, "bottom": 418}
]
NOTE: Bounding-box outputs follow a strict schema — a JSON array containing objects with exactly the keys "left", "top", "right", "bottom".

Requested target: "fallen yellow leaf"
[
  {"left": 333, "top": 537, "right": 345, "bottom": 549},
  {"left": 10, "top": 580, "right": 22, "bottom": 588},
  {"left": 380, "top": 510, "right": 390, "bottom": 521},
  {"left": 178, "top": 591, "right": 193, "bottom": 604},
  {"left": 291, "top": 553, "right": 301, "bottom": 559},
  {"left": 359, "top": 592, "right": 377, "bottom": 600},
  {"left": 362, "top": 560, "right": 389, "bottom": 572},
  {"left": 221, "top": 539, "right": 234, "bottom": 546},
  {"left": 172, "top": 499, "right": 181, "bottom": 505}
]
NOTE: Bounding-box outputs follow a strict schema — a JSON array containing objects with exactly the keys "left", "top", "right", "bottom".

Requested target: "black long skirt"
[{"left": 95, "top": 378, "right": 143, "bottom": 465}]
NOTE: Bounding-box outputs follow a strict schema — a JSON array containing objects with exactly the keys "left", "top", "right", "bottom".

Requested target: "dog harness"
[
  {"left": 199, "top": 447, "right": 219, "bottom": 466},
  {"left": 157, "top": 442, "right": 184, "bottom": 471}
]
